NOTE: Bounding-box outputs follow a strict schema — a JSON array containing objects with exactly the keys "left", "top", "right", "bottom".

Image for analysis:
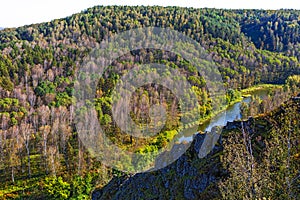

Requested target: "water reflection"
[{"left": 177, "top": 89, "right": 269, "bottom": 143}]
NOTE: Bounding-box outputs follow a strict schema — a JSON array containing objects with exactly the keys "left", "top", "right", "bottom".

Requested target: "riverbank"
[
  {"left": 241, "top": 84, "right": 283, "bottom": 95},
  {"left": 180, "top": 83, "right": 284, "bottom": 140},
  {"left": 138, "top": 84, "right": 283, "bottom": 152}
]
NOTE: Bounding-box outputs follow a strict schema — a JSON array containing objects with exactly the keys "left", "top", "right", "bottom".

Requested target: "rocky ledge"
[{"left": 92, "top": 130, "right": 227, "bottom": 199}]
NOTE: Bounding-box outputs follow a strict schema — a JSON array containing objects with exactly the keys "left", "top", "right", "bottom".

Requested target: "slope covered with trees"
[
  {"left": 0, "top": 5, "right": 299, "bottom": 199},
  {"left": 93, "top": 97, "right": 300, "bottom": 200}
]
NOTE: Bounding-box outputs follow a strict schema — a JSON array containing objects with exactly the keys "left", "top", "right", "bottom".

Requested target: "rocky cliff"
[{"left": 92, "top": 132, "right": 224, "bottom": 200}]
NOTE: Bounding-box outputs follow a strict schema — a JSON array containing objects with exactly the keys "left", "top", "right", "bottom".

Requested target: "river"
[{"left": 177, "top": 89, "right": 269, "bottom": 143}]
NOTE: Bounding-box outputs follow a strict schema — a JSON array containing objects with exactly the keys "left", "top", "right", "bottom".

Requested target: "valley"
[{"left": 0, "top": 5, "right": 299, "bottom": 199}]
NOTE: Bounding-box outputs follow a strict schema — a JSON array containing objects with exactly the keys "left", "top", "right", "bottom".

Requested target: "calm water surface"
[{"left": 177, "top": 89, "right": 269, "bottom": 143}]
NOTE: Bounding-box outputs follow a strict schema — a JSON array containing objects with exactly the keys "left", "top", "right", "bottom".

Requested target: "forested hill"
[
  {"left": 0, "top": 6, "right": 300, "bottom": 199},
  {"left": 0, "top": 6, "right": 300, "bottom": 92},
  {"left": 92, "top": 96, "right": 300, "bottom": 200}
]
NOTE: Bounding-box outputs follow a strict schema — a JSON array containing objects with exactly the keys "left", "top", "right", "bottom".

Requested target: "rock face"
[
  {"left": 92, "top": 134, "right": 224, "bottom": 200},
  {"left": 225, "top": 117, "right": 254, "bottom": 130}
]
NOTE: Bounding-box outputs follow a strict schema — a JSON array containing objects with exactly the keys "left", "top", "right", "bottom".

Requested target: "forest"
[
  {"left": 0, "top": 5, "right": 299, "bottom": 199},
  {"left": 93, "top": 97, "right": 300, "bottom": 199}
]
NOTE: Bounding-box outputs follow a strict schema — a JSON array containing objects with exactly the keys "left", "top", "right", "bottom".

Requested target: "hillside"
[
  {"left": 92, "top": 97, "right": 300, "bottom": 199},
  {"left": 0, "top": 5, "right": 300, "bottom": 199}
]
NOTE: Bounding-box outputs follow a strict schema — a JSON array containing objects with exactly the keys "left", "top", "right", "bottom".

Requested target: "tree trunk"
[
  {"left": 26, "top": 146, "right": 31, "bottom": 178},
  {"left": 11, "top": 166, "right": 15, "bottom": 183}
]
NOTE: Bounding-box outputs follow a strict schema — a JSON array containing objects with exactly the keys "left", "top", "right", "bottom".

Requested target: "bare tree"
[
  {"left": 19, "top": 121, "right": 33, "bottom": 178},
  {"left": 7, "top": 126, "right": 22, "bottom": 183},
  {"left": 37, "top": 105, "right": 51, "bottom": 173}
]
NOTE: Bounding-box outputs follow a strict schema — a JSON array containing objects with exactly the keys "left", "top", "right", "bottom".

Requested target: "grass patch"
[{"left": 241, "top": 84, "right": 283, "bottom": 95}]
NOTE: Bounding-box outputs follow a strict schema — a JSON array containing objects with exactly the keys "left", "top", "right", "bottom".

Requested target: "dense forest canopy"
[{"left": 0, "top": 5, "right": 299, "bottom": 199}]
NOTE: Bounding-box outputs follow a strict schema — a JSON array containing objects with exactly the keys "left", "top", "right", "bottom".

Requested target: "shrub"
[{"left": 44, "top": 176, "right": 70, "bottom": 199}]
